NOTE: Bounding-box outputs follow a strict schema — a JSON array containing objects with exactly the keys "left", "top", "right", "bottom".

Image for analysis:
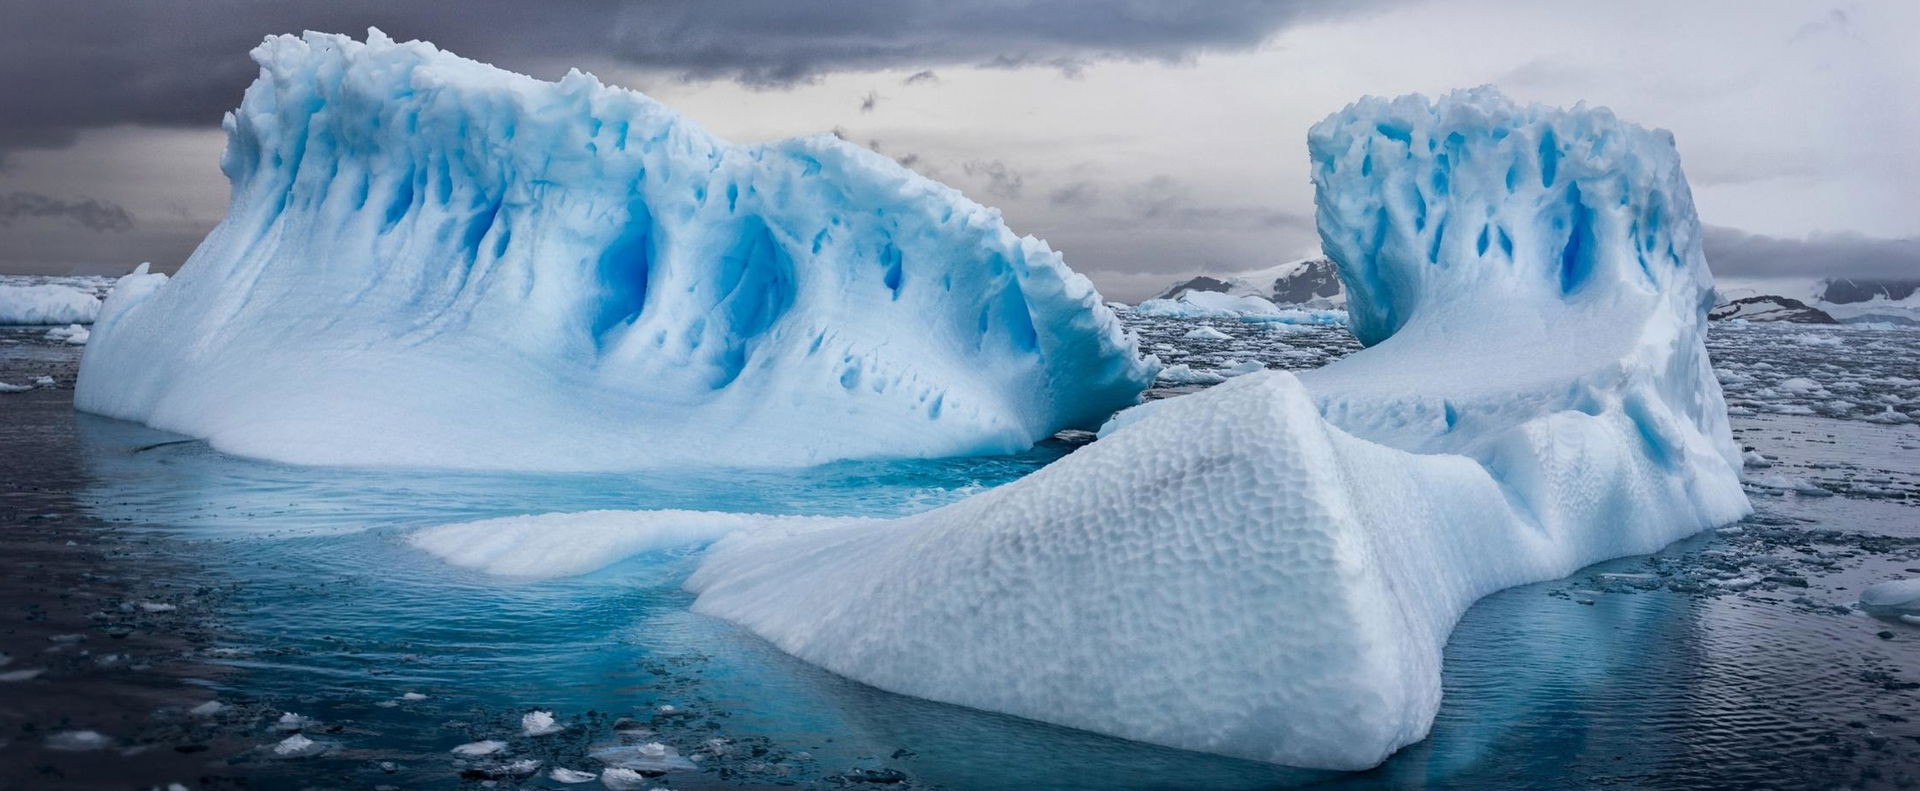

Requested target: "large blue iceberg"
[
  {"left": 416, "top": 88, "right": 1750, "bottom": 770},
  {"left": 76, "top": 31, "right": 1153, "bottom": 470}
]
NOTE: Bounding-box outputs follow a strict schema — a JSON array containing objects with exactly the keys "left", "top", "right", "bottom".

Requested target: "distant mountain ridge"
[
  {"left": 1149, "top": 258, "right": 1344, "bottom": 306},
  {"left": 1707, "top": 296, "right": 1837, "bottom": 324},
  {"left": 1714, "top": 276, "right": 1920, "bottom": 325}
]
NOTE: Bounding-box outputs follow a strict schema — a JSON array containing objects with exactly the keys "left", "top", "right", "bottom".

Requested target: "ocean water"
[{"left": 4, "top": 309, "right": 1918, "bottom": 789}]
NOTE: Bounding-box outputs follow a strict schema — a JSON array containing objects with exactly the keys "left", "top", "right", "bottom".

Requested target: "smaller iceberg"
[{"left": 0, "top": 283, "right": 101, "bottom": 325}]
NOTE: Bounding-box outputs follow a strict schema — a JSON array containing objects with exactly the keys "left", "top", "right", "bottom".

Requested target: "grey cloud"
[
  {"left": 0, "top": 192, "right": 135, "bottom": 232},
  {"left": 1118, "top": 176, "right": 1309, "bottom": 231},
  {"left": 962, "top": 160, "right": 1025, "bottom": 199},
  {"left": 0, "top": 0, "right": 1390, "bottom": 158},
  {"left": 859, "top": 90, "right": 879, "bottom": 113},
  {"left": 1048, "top": 181, "right": 1101, "bottom": 209},
  {"left": 1702, "top": 225, "right": 1920, "bottom": 280}
]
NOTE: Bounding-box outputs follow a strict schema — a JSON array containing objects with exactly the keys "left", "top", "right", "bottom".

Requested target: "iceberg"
[
  {"left": 417, "top": 89, "right": 1749, "bottom": 769},
  {"left": 75, "top": 31, "right": 1152, "bottom": 470},
  {"left": 0, "top": 283, "right": 101, "bottom": 325}
]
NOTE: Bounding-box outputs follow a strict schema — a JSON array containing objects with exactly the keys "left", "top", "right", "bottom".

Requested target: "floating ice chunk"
[
  {"left": 75, "top": 32, "right": 1152, "bottom": 471},
  {"left": 46, "top": 730, "right": 114, "bottom": 751},
  {"left": 1861, "top": 579, "right": 1920, "bottom": 617},
  {"left": 0, "top": 284, "right": 101, "bottom": 325},
  {"left": 1182, "top": 325, "right": 1231, "bottom": 340},
  {"left": 598, "top": 767, "right": 650, "bottom": 790},
  {"left": 523, "top": 710, "right": 564, "bottom": 736},
  {"left": 273, "top": 712, "right": 312, "bottom": 731},
  {"left": 189, "top": 700, "right": 225, "bottom": 716},
  {"left": 1215, "top": 360, "right": 1265, "bottom": 378},
  {"left": 401, "top": 692, "right": 428, "bottom": 701},
  {"left": 1741, "top": 450, "right": 1773, "bottom": 468},
  {"left": 138, "top": 602, "right": 176, "bottom": 613},
  {"left": 31, "top": 375, "right": 53, "bottom": 387},
  {"left": 0, "top": 382, "right": 28, "bottom": 394},
  {"left": 45, "top": 324, "right": 90, "bottom": 344},
  {"left": 1153, "top": 364, "right": 1226, "bottom": 386},
  {"left": 551, "top": 767, "right": 598, "bottom": 784},
  {"left": 590, "top": 740, "right": 696, "bottom": 774},
  {"left": 0, "top": 669, "right": 46, "bottom": 682},
  {"left": 1744, "top": 474, "right": 1831, "bottom": 496},
  {"left": 272, "top": 733, "right": 327, "bottom": 758},
  {"left": 451, "top": 739, "right": 508, "bottom": 757},
  {"left": 410, "top": 510, "right": 837, "bottom": 579}
]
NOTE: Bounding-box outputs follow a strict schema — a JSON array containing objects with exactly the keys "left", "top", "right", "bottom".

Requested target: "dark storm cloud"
[
  {"left": 0, "top": 0, "right": 1384, "bottom": 158},
  {"left": 1703, "top": 225, "right": 1920, "bottom": 280},
  {"left": 0, "top": 192, "right": 134, "bottom": 232}
]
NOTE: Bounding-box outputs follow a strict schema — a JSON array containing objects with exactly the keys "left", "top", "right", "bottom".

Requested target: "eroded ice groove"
[
  {"left": 670, "top": 89, "right": 1753, "bottom": 770},
  {"left": 75, "top": 31, "right": 1153, "bottom": 470}
]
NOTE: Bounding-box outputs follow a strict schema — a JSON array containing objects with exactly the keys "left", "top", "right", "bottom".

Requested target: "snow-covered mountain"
[
  {"left": 1150, "top": 257, "right": 1344, "bottom": 307},
  {"left": 1714, "top": 277, "right": 1920, "bottom": 326},
  {"left": 1708, "top": 295, "right": 1836, "bottom": 324}
]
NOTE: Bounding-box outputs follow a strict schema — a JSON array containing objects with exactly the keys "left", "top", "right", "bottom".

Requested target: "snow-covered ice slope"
[
  {"left": 75, "top": 31, "right": 1151, "bottom": 470},
  {"left": 0, "top": 283, "right": 101, "bottom": 325},
  {"left": 419, "top": 89, "right": 1750, "bottom": 769}
]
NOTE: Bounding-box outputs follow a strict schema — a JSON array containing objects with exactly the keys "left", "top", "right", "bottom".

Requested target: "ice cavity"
[
  {"left": 419, "top": 89, "right": 1750, "bottom": 770},
  {"left": 75, "top": 30, "right": 1152, "bottom": 470}
]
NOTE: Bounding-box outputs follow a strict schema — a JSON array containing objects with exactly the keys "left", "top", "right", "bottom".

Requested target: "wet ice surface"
[{"left": 4, "top": 318, "right": 1919, "bottom": 789}]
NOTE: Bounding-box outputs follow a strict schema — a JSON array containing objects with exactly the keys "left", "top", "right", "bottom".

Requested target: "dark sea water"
[{"left": 1, "top": 315, "right": 1917, "bottom": 790}]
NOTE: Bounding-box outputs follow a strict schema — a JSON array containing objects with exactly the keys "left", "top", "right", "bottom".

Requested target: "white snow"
[
  {"left": 414, "top": 89, "right": 1750, "bottom": 770},
  {"left": 74, "top": 31, "right": 1152, "bottom": 471},
  {"left": 0, "top": 284, "right": 100, "bottom": 325}
]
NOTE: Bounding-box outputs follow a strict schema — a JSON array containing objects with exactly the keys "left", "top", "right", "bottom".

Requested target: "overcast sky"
[{"left": 1, "top": 0, "right": 1915, "bottom": 300}]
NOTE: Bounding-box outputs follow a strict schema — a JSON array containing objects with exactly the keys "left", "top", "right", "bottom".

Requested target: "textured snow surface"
[
  {"left": 681, "top": 88, "right": 1750, "bottom": 770},
  {"left": 75, "top": 31, "right": 1152, "bottom": 470},
  {"left": 0, "top": 284, "right": 101, "bottom": 325}
]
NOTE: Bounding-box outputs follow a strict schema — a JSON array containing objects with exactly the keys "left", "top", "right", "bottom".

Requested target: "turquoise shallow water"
[{"left": 14, "top": 320, "right": 1920, "bottom": 789}]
